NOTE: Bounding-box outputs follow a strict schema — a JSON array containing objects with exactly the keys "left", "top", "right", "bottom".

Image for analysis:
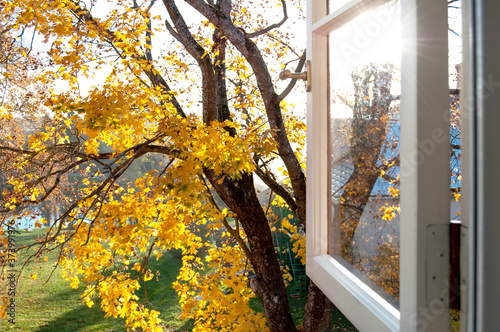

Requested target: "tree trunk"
[
  {"left": 303, "top": 281, "right": 334, "bottom": 332},
  {"left": 189, "top": 3, "right": 333, "bottom": 329},
  {"left": 205, "top": 170, "right": 298, "bottom": 332}
]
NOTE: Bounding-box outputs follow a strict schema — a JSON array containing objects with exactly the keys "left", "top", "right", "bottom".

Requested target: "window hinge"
[{"left": 426, "top": 222, "right": 462, "bottom": 309}]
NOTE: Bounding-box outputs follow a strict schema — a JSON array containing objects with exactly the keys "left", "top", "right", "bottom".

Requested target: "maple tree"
[{"left": 0, "top": 0, "right": 337, "bottom": 331}]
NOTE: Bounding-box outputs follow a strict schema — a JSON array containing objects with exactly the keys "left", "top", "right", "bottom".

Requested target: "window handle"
[{"left": 279, "top": 60, "right": 311, "bottom": 92}]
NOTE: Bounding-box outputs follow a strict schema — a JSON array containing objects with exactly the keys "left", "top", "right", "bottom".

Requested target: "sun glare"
[{"left": 329, "top": 1, "right": 402, "bottom": 119}]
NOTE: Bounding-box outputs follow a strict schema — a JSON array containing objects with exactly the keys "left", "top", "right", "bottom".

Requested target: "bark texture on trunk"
[
  {"left": 303, "top": 281, "right": 334, "bottom": 332},
  {"left": 204, "top": 170, "right": 298, "bottom": 332}
]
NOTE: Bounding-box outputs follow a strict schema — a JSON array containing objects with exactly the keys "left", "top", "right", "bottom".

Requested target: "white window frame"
[
  {"left": 306, "top": 0, "right": 451, "bottom": 331},
  {"left": 461, "top": 0, "right": 500, "bottom": 331}
]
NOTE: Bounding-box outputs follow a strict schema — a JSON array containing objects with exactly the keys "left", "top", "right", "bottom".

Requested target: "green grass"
[
  {"left": 1, "top": 228, "right": 357, "bottom": 331},
  {"left": 0, "top": 228, "right": 191, "bottom": 331},
  {"left": 1, "top": 228, "right": 124, "bottom": 331},
  {"left": 286, "top": 286, "right": 358, "bottom": 332}
]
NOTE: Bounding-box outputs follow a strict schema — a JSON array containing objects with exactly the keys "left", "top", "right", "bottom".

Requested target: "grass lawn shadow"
[{"left": 25, "top": 288, "right": 126, "bottom": 332}]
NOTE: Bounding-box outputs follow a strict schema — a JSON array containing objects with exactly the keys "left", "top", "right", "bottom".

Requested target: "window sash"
[{"left": 306, "top": 0, "right": 451, "bottom": 331}]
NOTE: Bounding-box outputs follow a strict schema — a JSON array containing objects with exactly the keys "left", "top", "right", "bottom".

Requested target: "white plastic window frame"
[
  {"left": 305, "top": 0, "right": 451, "bottom": 331},
  {"left": 461, "top": 0, "right": 500, "bottom": 331}
]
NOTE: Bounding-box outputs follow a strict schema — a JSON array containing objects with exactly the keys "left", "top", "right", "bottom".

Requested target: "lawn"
[
  {"left": 1, "top": 228, "right": 357, "bottom": 331},
  {"left": 0, "top": 227, "right": 192, "bottom": 331}
]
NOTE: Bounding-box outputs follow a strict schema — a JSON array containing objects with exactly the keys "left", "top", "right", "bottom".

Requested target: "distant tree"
[{"left": 1, "top": 21, "right": 72, "bottom": 223}]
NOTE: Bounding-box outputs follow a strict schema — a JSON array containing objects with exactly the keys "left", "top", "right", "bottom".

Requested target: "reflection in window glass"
[
  {"left": 449, "top": 0, "right": 461, "bottom": 220},
  {"left": 328, "top": 0, "right": 401, "bottom": 306}
]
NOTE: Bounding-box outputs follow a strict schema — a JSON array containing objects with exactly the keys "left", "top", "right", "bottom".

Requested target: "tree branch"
[
  {"left": 253, "top": 164, "right": 298, "bottom": 217},
  {"left": 199, "top": 174, "right": 253, "bottom": 260},
  {"left": 246, "top": 0, "right": 288, "bottom": 38},
  {"left": 186, "top": 0, "right": 307, "bottom": 227},
  {"left": 277, "top": 50, "right": 306, "bottom": 102},
  {"left": 67, "top": 0, "right": 186, "bottom": 118},
  {"left": 162, "top": 0, "right": 217, "bottom": 123}
]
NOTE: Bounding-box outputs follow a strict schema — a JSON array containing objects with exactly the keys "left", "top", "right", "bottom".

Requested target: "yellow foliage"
[
  {"left": 174, "top": 242, "right": 269, "bottom": 331},
  {"left": 379, "top": 204, "right": 401, "bottom": 221},
  {"left": 1, "top": 0, "right": 308, "bottom": 330},
  {"left": 387, "top": 186, "right": 400, "bottom": 197}
]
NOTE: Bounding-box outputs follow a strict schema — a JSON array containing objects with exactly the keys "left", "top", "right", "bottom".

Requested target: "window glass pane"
[
  {"left": 449, "top": 0, "right": 461, "bottom": 219},
  {"left": 449, "top": 1, "right": 462, "bottom": 329},
  {"left": 328, "top": 0, "right": 401, "bottom": 307}
]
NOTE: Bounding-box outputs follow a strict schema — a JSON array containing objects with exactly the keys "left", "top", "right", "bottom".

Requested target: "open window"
[
  {"left": 307, "top": 0, "right": 500, "bottom": 331},
  {"left": 306, "top": 0, "right": 451, "bottom": 330}
]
